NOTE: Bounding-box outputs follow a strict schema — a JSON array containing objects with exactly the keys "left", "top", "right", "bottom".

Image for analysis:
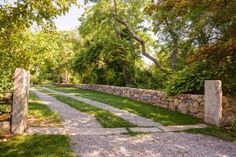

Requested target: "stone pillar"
[
  {"left": 204, "top": 80, "right": 222, "bottom": 126},
  {"left": 11, "top": 68, "right": 30, "bottom": 134}
]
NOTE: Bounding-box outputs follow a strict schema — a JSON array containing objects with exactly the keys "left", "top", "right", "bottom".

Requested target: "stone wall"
[
  {"left": 222, "top": 96, "right": 236, "bottom": 126},
  {"left": 66, "top": 84, "right": 236, "bottom": 126},
  {"left": 73, "top": 84, "right": 205, "bottom": 119},
  {"left": 0, "top": 68, "right": 30, "bottom": 134},
  {"left": 0, "top": 92, "right": 12, "bottom": 134},
  {"left": 0, "top": 121, "right": 10, "bottom": 133}
]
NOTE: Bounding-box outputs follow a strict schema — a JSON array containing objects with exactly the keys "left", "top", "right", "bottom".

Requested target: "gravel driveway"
[
  {"left": 71, "top": 133, "right": 236, "bottom": 157},
  {"left": 30, "top": 89, "right": 236, "bottom": 157}
]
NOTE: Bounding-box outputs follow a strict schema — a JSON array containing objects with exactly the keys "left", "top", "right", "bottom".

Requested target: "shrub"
[{"left": 165, "top": 62, "right": 212, "bottom": 95}]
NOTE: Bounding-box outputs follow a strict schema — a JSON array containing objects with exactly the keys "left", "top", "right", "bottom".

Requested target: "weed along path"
[{"left": 27, "top": 88, "right": 236, "bottom": 157}]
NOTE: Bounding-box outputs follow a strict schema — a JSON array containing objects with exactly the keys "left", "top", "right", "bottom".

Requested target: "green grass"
[
  {"left": 48, "top": 86, "right": 201, "bottom": 126},
  {"left": 0, "top": 134, "right": 75, "bottom": 157},
  {"left": 185, "top": 126, "right": 236, "bottom": 143},
  {"left": 38, "top": 88, "right": 136, "bottom": 128},
  {"left": 28, "top": 92, "right": 62, "bottom": 127},
  {"left": 124, "top": 128, "right": 150, "bottom": 137}
]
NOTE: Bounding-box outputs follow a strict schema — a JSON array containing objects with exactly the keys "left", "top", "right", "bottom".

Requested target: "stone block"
[
  {"left": 174, "top": 99, "right": 179, "bottom": 106},
  {"left": 191, "top": 95, "right": 199, "bottom": 99},
  {"left": 195, "top": 112, "right": 204, "bottom": 119},
  {"left": 0, "top": 121, "right": 10, "bottom": 133},
  {"left": 177, "top": 103, "right": 188, "bottom": 114},
  {"left": 204, "top": 80, "right": 222, "bottom": 126},
  {"left": 11, "top": 68, "right": 30, "bottom": 134},
  {"left": 189, "top": 105, "right": 199, "bottom": 114},
  {"left": 169, "top": 103, "right": 176, "bottom": 111}
]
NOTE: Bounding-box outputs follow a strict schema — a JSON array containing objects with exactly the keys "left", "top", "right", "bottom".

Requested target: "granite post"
[
  {"left": 204, "top": 80, "right": 222, "bottom": 126},
  {"left": 11, "top": 68, "right": 30, "bottom": 134}
]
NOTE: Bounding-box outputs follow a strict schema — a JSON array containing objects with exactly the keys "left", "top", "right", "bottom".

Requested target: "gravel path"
[
  {"left": 71, "top": 133, "right": 236, "bottom": 157},
  {"left": 43, "top": 87, "right": 207, "bottom": 132},
  {"left": 28, "top": 88, "right": 236, "bottom": 157},
  {"left": 27, "top": 89, "right": 101, "bottom": 134},
  {"left": 43, "top": 87, "right": 165, "bottom": 127}
]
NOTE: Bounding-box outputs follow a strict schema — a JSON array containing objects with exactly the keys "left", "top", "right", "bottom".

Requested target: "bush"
[
  {"left": 0, "top": 71, "right": 13, "bottom": 92},
  {"left": 130, "top": 67, "right": 168, "bottom": 90},
  {"left": 165, "top": 62, "right": 212, "bottom": 95}
]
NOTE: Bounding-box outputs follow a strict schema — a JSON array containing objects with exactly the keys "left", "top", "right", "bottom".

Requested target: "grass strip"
[
  {"left": 38, "top": 88, "right": 136, "bottom": 128},
  {"left": 28, "top": 92, "right": 62, "bottom": 127},
  {"left": 124, "top": 128, "right": 150, "bottom": 137},
  {"left": 185, "top": 126, "right": 236, "bottom": 143},
  {"left": 48, "top": 86, "right": 201, "bottom": 126}
]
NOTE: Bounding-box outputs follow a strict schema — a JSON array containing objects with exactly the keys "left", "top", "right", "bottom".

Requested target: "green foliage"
[
  {"left": 189, "top": 40, "right": 236, "bottom": 95},
  {"left": 0, "top": 71, "right": 13, "bottom": 92},
  {"left": 71, "top": 0, "right": 236, "bottom": 96},
  {"left": 131, "top": 67, "right": 168, "bottom": 90},
  {"left": 165, "top": 62, "right": 212, "bottom": 95},
  {"left": 29, "top": 31, "right": 78, "bottom": 85},
  {"left": 72, "top": 0, "right": 156, "bottom": 87},
  {"left": 1, "top": 0, "right": 235, "bottom": 97},
  {"left": 0, "top": 0, "right": 77, "bottom": 92}
]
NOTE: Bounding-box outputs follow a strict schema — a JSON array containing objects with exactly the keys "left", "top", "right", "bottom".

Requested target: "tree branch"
[{"left": 112, "top": 14, "right": 167, "bottom": 73}]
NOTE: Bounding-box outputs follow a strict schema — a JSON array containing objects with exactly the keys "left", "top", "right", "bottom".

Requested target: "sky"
[
  {"left": 54, "top": 0, "right": 85, "bottom": 30},
  {"left": 2, "top": 0, "right": 85, "bottom": 31}
]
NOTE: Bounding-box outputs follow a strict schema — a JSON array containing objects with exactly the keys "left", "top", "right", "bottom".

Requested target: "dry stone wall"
[
  {"left": 0, "top": 68, "right": 30, "bottom": 134},
  {"left": 222, "top": 96, "right": 236, "bottom": 126},
  {"left": 74, "top": 84, "right": 205, "bottom": 119},
  {"left": 64, "top": 84, "right": 236, "bottom": 126}
]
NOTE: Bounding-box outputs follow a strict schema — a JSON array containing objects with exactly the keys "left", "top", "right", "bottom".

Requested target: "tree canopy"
[{"left": 0, "top": 0, "right": 235, "bottom": 95}]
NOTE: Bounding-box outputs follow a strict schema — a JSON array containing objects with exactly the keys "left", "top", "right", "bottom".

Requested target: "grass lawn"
[
  {"left": 185, "top": 126, "right": 236, "bottom": 143},
  {"left": 0, "top": 134, "right": 75, "bottom": 157},
  {"left": 38, "top": 88, "right": 136, "bottom": 128},
  {"left": 47, "top": 86, "right": 201, "bottom": 126},
  {"left": 28, "top": 92, "right": 62, "bottom": 127}
]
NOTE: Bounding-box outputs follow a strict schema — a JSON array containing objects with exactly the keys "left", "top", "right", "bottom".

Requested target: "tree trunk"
[
  {"left": 63, "top": 70, "right": 70, "bottom": 84},
  {"left": 123, "top": 65, "right": 128, "bottom": 86},
  {"left": 172, "top": 39, "right": 178, "bottom": 71},
  {"left": 164, "top": 18, "right": 179, "bottom": 71}
]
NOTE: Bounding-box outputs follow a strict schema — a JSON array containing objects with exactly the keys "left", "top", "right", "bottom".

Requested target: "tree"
[
  {"left": 0, "top": 0, "right": 77, "bottom": 91},
  {"left": 81, "top": 0, "right": 236, "bottom": 94}
]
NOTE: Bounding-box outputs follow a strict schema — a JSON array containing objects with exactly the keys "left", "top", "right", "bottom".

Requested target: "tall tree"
[{"left": 0, "top": 0, "right": 77, "bottom": 91}]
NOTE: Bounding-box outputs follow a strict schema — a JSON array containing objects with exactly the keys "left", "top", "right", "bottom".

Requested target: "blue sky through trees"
[{"left": 55, "top": 0, "right": 85, "bottom": 30}]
